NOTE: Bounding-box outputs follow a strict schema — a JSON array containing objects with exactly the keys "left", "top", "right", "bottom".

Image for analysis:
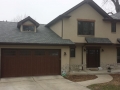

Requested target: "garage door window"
[
  {"left": 50, "top": 51, "right": 59, "bottom": 56},
  {"left": 20, "top": 50, "right": 30, "bottom": 55},
  {"left": 3, "top": 50, "right": 16, "bottom": 56},
  {"left": 35, "top": 50, "right": 45, "bottom": 55}
]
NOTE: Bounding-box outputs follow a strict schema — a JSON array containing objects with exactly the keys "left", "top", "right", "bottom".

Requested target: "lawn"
[{"left": 88, "top": 74, "right": 120, "bottom": 90}]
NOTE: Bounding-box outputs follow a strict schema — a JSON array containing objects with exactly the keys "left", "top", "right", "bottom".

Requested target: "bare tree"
[
  {"left": 11, "top": 14, "right": 28, "bottom": 22},
  {"left": 103, "top": 0, "right": 120, "bottom": 13}
]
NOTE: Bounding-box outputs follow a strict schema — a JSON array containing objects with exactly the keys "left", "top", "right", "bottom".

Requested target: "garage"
[{"left": 1, "top": 49, "right": 61, "bottom": 77}]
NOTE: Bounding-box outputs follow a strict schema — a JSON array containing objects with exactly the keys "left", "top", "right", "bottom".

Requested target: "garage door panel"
[{"left": 1, "top": 49, "right": 61, "bottom": 77}]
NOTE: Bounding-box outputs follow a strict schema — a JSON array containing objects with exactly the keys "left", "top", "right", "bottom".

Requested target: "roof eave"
[
  {"left": 103, "top": 18, "right": 120, "bottom": 22},
  {"left": 0, "top": 42, "right": 75, "bottom": 46}
]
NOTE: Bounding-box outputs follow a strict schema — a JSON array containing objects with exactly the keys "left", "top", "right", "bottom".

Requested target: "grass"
[{"left": 88, "top": 74, "right": 120, "bottom": 90}]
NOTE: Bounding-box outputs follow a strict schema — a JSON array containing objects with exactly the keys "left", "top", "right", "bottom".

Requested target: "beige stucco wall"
[
  {"left": 62, "top": 4, "right": 107, "bottom": 42},
  {"left": 50, "top": 20, "right": 62, "bottom": 37},
  {"left": 23, "top": 21, "right": 34, "bottom": 25},
  {"left": 70, "top": 45, "right": 82, "bottom": 65},
  {"left": 69, "top": 45, "right": 118, "bottom": 70},
  {"left": 0, "top": 45, "right": 70, "bottom": 73},
  {"left": 47, "top": 4, "right": 118, "bottom": 44}
]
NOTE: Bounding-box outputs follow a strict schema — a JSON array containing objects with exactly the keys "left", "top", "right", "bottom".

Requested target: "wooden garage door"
[{"left": 1, "top": 49, "right": 61, "bottom": 77}]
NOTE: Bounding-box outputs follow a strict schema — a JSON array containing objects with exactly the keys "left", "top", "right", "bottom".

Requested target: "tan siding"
[
  {"left": 50, "top": 20, "right": 62, "bottom": 37},
  {"left": 23, "top": 21, "right": 35, "bottom": 25},
  {"left": 70, "top": 45, "right": 82, "bottom": 65},
  {"left": 62, "top": 4, "right": 119, "bottom": 43},
  {"left": 69, "top": 45, "right": 118, "bottom": 70}
]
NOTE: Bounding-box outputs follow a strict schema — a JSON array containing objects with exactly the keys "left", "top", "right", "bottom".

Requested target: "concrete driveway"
[{"left": 0, "top": 75, "right": 90, "bottom": 90}]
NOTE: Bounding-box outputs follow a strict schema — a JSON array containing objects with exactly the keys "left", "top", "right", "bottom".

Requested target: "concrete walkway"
[
  {"left": 77, "top": 75, "right": 113, "bottom": 86},
  {"left": 0, "top": 75, "right": 90, "bottom": 90}
]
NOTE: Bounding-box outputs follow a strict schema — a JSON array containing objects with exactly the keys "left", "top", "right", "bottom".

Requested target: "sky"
[{"left": 0, "top": 0, "right": 115, "bottom": 24}]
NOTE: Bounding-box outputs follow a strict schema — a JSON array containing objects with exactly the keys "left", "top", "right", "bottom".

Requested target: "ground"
[
  {"left": 65, "top": 75, "right": 97, "bottom": 82},
  {"left": 0, "top": 75, "right": 89, "bottom": 90},
  {"left": 88, "top": 74, "right": 120, "bottom": 90}
]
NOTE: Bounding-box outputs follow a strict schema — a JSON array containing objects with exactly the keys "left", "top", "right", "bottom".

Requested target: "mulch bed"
[{"left": 65, "top": 75, "right": 97, "bottom": 82}]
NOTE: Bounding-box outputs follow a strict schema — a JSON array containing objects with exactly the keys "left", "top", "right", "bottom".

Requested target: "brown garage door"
[{"left": 1, "top": 49, "right": 61, "bottom": 77}]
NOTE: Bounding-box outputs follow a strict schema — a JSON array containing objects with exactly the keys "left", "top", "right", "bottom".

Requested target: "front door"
[{"left": 86, "top": 49, "right": 100, "bottom": 68}]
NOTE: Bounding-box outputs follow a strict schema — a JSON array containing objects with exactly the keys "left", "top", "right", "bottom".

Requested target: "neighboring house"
[{"left": 0, "top": 0, "right": 120, "bottom": 77}]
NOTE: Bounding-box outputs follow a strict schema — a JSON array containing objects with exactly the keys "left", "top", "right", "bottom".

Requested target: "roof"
[
  {"left": 46, "top": 0, "right": 112, "bottom": 27},
  {"left": 85, "top": 37, "right": 112, "bottom": 44},
  {"left": 111, "top": 12, "right": 120, "bottom": 19},
  {"left": 0, "top": 21, "right": 74, "bottom": 45},
  {"left": 17, "top": 16, "right": 40, "bottom": 28},
  {"left": 117, "top": 38, "right": 120, "bottom": 43}
]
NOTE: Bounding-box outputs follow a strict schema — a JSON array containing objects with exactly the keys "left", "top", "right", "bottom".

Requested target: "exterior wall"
[
  {"left": 69, "top": 45, "right": 119, "bottom": 70},
  {"left": 0, "top": 45, "right": 70, "bottom": 73},
  {"left": 50, "top": 20, "right": 62, "bottom": 37},
  {"left": 23, "top": 21, "right": 34, "bottom": 25},
  {"left": 61, "top": 4, "right": 120, "bottom": 43},
  {"left": 70, "top": 45, "right": 82, "bottom": 65}
]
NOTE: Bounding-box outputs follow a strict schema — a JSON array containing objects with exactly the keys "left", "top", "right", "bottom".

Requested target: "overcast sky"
[{"left": 0, "top": 0, "right": 115, "bottom": 24}]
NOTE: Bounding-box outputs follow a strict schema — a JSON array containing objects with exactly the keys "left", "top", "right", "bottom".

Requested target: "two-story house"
[{"left": 0, "top": 0, "right": 120, "bottom": 77}]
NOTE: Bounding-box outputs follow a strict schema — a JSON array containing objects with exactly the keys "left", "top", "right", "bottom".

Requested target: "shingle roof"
[
  {"left": 46, "top": 0, "right": 112, "bottom": 27},
  {"left": 0, "top": 21, "right": 74, "bottom": 45},
  {"left": 117, "top": 38, "right": 120, "bottom": 43},
  {"left": 85, "top": 37, "right": 112, "bottom": 44},
  {"left": 111, "top": 12, "right": 120, "bottom": 19}
]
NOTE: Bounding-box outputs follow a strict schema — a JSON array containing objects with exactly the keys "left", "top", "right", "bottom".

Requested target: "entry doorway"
[{"left": 86, "top": 48, "right": 100, "bottom": 68}]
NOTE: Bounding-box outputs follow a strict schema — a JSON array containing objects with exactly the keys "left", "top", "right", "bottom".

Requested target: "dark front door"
[{"left": 86, "top": 49, "right": 100, "bottom": 68}]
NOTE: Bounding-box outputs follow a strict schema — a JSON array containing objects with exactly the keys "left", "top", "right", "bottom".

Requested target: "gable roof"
[
  {"left": 0, "top": 21, "right": 74, "bottom": 45},
  {"left": 46, "top": 0, "right": 112, "bottom": 27},
  {"left": 17, "top": 16, "right": 40, "bottom": 28}
]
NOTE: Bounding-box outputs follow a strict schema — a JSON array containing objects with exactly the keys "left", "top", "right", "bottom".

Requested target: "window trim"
[
  {"left": 70, "top": 48, "right": 75, "bottom": 57},
  {"left": 77, "top": 19, "right": 95, "bottom": 22},
  {"left": 77, "top": 20, "right": 95, "bottom": 35}
]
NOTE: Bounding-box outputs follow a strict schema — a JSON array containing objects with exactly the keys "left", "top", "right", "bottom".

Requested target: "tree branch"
[{"left": 111, "top": 0, "right": 116, "bottom": 5}]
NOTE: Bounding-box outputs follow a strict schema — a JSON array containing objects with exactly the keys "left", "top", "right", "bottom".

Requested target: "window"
[
  {"left": 78, "top": 21, "right": 94, "bottom": 35},
  {"left": 23, "top": 25, "right": 35, "bottom": 31},
  {"left": 3, "top": 50, "right": 16, "bottom": 56},
  {"left": 35, "top": 50, "right": 45, "bottom": 56},
  {"left": 70, "top": 48, "right": 75, "bottom": 57},
  {"left": 117, "top": 49, "right": 120, "bottom": 63},
  {"left": 20, "top": 50, "right": 30, "bottom": 55},
  {"left": 111, "top": 22, "right": 116, "bottom": 32},
  {"left": 50, "top": 51, "right": 59, "bottom": 56}
]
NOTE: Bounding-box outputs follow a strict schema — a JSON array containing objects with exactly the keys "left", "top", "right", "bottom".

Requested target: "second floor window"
[
  {"left": 78, "top": 21, "right": 94, "bottom": 35},
  {"left": 23, "top": 25, "right": 35, "bottom": 31}
]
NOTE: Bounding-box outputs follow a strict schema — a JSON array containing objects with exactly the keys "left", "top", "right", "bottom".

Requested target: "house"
[{"left": 0, "top": 0, "right": 120, "bottom": 77}]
